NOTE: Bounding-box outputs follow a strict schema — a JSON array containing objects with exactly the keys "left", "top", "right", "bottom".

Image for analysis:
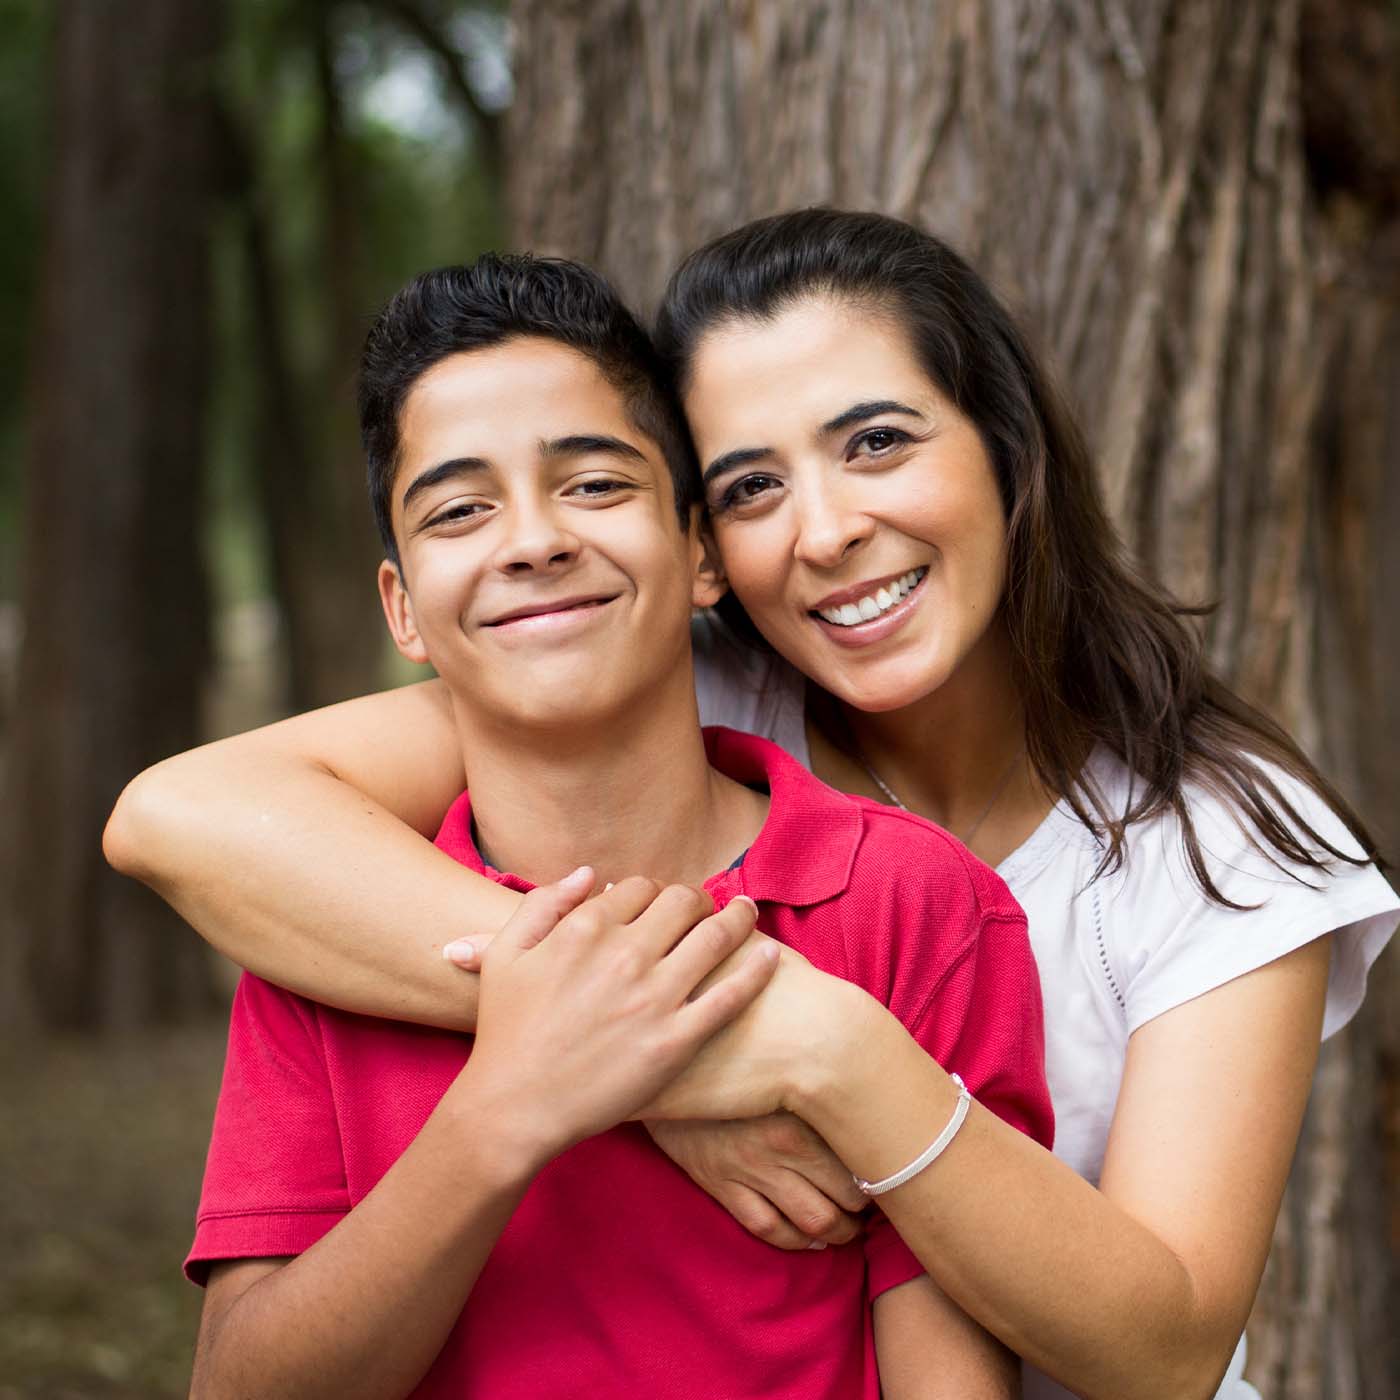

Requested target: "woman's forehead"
[{"left": 683, "top": 297, "right": 933, "bottom": 441}]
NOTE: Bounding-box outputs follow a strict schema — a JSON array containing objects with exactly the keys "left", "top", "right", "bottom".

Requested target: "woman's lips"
[{"left": 808, "top": 567, "right": 929, "bottom": 647}]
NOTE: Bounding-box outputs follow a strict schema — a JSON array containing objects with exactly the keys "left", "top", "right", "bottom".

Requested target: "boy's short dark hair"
[{"left": 360, "top": 254, "right": 700, "bottom": 562}]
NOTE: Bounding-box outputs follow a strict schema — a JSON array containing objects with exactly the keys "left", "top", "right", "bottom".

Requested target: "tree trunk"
[
  {"left": 505, "top": 1, "right": 1398, "bottom": 1393},
  {"left": 0, "top": 0, "right": 222, "bottom": 1031}
]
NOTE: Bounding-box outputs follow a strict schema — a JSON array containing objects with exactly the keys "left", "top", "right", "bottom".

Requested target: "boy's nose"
[{"left": 493, "top": 505, "right": 581, "bottom": 574}]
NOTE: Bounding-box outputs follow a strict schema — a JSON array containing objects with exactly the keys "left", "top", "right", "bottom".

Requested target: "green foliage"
[
  {"left": 0, "top": 0, "right": 48, "bottom": 601},
  {"left": 207, "top": 0, "right": 503, "bottom": 606}
]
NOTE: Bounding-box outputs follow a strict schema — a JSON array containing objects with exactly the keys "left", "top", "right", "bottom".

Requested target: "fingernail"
[
  {"left": 733, "top": 895, "right": 758, "bottom": 913},
  {"left": 442, "top": 940, "right": 474, "bottom": 963},
  {"left": 807, "top": 1241, "right": 827, "bottom": 1251}
]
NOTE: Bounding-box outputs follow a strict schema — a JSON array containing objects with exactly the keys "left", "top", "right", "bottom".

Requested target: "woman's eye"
[
  {"left": 850, "top": 426, "right": 909, "bottom": 458},
  {"left": 717, "top": 474, "right": 781, "bottom": 511}
]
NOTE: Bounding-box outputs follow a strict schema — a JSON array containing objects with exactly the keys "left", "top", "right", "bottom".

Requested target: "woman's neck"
[{"left": 808, "top": 620, "right": 1057, "bottom": 866}]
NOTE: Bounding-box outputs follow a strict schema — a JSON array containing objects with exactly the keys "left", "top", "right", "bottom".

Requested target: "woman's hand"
[
  {"left": 637, "top": 937, "right": 873, "bottom": 1121},
  {"left": 645, "top": 1114, "right": 869, "bottom": 1250},
  {"left": 468, "top": 873, "right": 778, "bottom": 1165}
]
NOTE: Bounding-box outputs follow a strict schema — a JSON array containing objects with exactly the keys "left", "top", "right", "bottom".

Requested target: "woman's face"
[{"left": 684, "top": 295, "right": 1009, "bottom": 714}]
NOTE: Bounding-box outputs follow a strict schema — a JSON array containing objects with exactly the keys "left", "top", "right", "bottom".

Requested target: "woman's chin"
[{"left": 820, "top": 665, "right": 949, "bottom": 716}]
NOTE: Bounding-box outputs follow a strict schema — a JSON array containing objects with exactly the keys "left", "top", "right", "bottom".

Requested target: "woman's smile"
[{"left": 808, "top": 566, "right": 930, "bottom": 646}]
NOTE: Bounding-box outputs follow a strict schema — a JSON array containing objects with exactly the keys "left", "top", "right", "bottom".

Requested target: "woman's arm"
[
  {"left": 640, "top": 935, "right": 1328, "bottom": 1400},
  {"left": 796, "top": 938, "right": 1328, "bottom": 1400},
  {"left": 103, "top": 680, "right": 518, "bottom": 1029}
]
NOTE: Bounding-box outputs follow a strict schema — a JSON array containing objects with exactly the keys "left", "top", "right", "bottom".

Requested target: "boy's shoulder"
[{"left": 844, "top": 793, "right": 1023, "bottom": 925}]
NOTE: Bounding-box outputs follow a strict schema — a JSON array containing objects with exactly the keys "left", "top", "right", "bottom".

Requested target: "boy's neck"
[{"left": 450, "top": 677, "right": 768, "bottom": 890}]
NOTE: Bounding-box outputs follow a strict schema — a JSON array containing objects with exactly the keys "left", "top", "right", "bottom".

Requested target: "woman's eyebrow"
[{"left": 819, "top": 399, "right": 925, "bottom": 436}]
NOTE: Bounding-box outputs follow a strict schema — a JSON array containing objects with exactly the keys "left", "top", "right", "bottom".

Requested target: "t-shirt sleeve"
[
  {"left": 185, "top": 974, "right": 350, "bottom": 1284},
  {"left": 854, "top": 816, "right": 1054, "bottom": 1297},
  {"left": 1112, "top": 767, "right": 1399, "bottom": 1037}
]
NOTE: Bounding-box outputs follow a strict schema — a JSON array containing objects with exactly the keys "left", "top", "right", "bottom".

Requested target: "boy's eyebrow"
[
  {"left": 401, "top": 457, "right": 490, "bottom": 514},
  {"left": 538, "top": 433, "right": 648, "bottom": 464},
  {"left": 701, "top": 402, "right": 925, "bottom": 488}
]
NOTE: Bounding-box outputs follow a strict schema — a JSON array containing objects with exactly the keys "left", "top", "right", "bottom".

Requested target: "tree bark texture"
[
  {"left": 1, "top": 0, "right": 222, "bottom": 1030},
  {"left": 506, "top": 2, "right": 1399, "bottom": 1394}
]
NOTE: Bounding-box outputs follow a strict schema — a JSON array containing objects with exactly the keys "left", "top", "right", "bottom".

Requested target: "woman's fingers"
[
  {"left": 628, "top": 882, "right": 718, "bottom": 958},
  {"left": 661, "top": 896, "right": 762, "bottom": 997},
  {"left": 675, "top": 933, "right": 778, "bottom": 1040},
  {"left": 450, "top": 868, "right": 663, "bottom": 968},
  {"left": 486, "top": 866, "right": 595, "bottom": 963}
]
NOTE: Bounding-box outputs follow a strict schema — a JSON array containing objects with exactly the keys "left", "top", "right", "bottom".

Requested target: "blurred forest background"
[{"left": 1, "top": 1, "right": 1398, "bottom": 1397}]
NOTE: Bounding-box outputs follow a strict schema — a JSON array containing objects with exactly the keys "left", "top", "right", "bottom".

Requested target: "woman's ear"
[
  {"left": 378, "top": 559, "right": 430, "bottom": 665},
  {"left": 689, "top": 513, "right": 729, "bottom": 609}
]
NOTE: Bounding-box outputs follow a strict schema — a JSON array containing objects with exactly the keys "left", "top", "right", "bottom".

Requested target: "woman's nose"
[{"left": 791, "top": 484, "right": 873, "bottom": 569}]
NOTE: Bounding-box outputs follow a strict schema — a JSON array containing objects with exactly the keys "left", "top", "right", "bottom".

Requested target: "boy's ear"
[
  {"left": 378, "top": 559, "right": 430, "bottom": 665},
  {"left": 689, "top": 512, "right": 729, "bottom": 609}
]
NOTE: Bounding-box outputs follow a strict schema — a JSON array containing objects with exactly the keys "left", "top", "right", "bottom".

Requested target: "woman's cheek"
[{"left": 715, "top": 519, "right": 790, "bottom": 612}]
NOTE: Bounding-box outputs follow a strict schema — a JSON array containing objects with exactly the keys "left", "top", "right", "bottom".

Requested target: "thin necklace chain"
[{"left": 858, "top": 745, "right": 1026, "bottom": 846}]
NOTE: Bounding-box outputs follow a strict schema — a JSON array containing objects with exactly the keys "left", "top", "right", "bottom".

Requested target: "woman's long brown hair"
[{"left": 655, "top": 208, "right": 1379, "bottom": 906}]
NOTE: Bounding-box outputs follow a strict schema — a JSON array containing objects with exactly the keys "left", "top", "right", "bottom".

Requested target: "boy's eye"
[
  {"left": 426, "top": 501, "right": 488, "bottom": 527},
  {"left": 569, "top": 478, "right": 627, "bottom": 497}
]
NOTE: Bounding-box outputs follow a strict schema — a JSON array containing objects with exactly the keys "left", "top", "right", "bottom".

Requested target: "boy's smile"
[{"left": 379, "top": 337, "right": 720, "bottom": 731}]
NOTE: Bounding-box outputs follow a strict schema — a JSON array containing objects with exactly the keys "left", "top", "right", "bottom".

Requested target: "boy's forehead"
[{"left": 397, "top": 339, "right": 648, "bottom": 474}]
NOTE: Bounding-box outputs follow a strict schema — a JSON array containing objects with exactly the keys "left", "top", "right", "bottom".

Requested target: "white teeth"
[{"left": 816, "top": 567, "right": 927, "bottom": 626}]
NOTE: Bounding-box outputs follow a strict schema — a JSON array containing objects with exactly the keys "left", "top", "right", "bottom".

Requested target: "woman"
[{"left": 108, "top": 210, "right": 1397, "bottom": 1399}]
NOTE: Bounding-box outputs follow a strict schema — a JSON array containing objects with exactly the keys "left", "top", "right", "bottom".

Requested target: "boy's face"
[{"left": 379, "top": 337, "right": 721, "bottom": 731}]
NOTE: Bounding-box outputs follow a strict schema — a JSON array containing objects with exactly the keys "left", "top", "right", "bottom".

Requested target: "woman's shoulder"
[
  {"left": 690, "top": 610, "right": 810, "bottom": 764},
  {"left": 1073, "top": 747, "right": 1398, "bottom": 1038}
]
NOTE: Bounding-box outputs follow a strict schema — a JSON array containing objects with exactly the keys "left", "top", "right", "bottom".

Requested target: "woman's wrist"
[
  {"left": 787, "top": 989, "right": 965, "bottom": 1185},
  {"left": 785, "top": 979, "right": 897, "bottom": 1120}
]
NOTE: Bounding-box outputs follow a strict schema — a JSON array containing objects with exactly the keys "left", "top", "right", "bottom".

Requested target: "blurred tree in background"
[
  {"left": 506, "top": 2, "right": 1397, "bottom": 1395},
  {"left": 0, "top": 0, "right": 504, "bottom": 1033}
]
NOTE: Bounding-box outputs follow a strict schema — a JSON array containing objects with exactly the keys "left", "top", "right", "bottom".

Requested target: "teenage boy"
[{"left": 184, "top": 255, "right": 1053, "bottom": 1399}]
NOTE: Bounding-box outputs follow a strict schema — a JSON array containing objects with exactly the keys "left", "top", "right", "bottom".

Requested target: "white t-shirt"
[{"left": 691, "top": 612, "right": 1399, "bottom": 1400}]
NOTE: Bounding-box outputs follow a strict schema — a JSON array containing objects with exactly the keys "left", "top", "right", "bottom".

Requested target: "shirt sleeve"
[
  {"left": 852, "top": 814, "right": 1054, "bottom": 1297},
  {"left": 185, "top": 974, "right": 350, "bottom": 1284},
  {"left": 1112, "top": 767, "right": 1399, "bottom": 1037}
]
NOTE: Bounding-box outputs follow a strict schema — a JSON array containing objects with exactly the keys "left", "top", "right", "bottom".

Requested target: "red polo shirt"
[{"left": 188, "top": 727, "right": 1052, "bottom": 1398}]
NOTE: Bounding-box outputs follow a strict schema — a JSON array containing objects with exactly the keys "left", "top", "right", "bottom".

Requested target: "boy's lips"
[
  {"left": 483, "top": 592, "right": 621, "bottom": 627},
  {"left": 478, "top": 590, "right": 621, "bottom": 635}
]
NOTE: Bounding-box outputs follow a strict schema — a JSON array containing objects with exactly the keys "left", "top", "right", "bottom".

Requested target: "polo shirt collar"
[
  {"left": 439, "top": 725, "right": 863, "bottom": 908},
  {"left": 703, "top": 726, "right": 860, "bottom": 907}
]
